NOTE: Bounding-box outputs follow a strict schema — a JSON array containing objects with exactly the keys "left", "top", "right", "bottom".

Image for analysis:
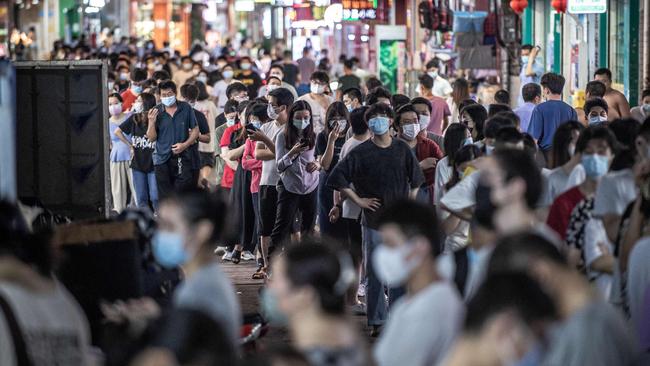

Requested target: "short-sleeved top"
[
  {"left": 427, "top": 96, "right": 452, "bottom": 135},
  {"left": 282, "top": 62, "right": 299, "bottom": 86},
  {"left": 194, "top": 100, "right": 218, "bottom": 154},
  {"left": 119, "top": 115, "right": 155, "bottom": 172},
  {"left": 109, "top": 115, "right": 132, "bottom": 162},
  {"left": 219, "top": 124, "right": 243, "bottom": 188},
  {"left": 338, "top": 137, "right": 367, "bottom": 220},
  {"left": 297, "top": 94, "right": 334, "bottom": 134},
  {"left": 546, "top": 186, "right": 585, "bottom": 240},
  {"left": 315, "top": 132, "right": 345, "bottom": 172},
  {"left": 297, "top": 57, "right": 316, "bottom": 84},
  {"left": 527, "top": 100, "right": 577, "bottom": 151},
  {"left": 337, "top": 74, "right": 361, "bottom": 92},
  {"left": 592, "top": 168, "right": 637, "bottom": 218},
  {"left": 211, "top": 80, "right": 230, "bottom": 112},
  {"left": 190, "top": 109, "right": 210, "bottom": 170},
  {"left": 235, "top": 71, "right": 263, "bottom": 99},
  {"left": 152, "top": 101, "right": 198, "bottom": 166},
  {"left": 327, "top": 138, "right": 425, "bottom": 229},
  {"left": 514, "top": 102, "right": 536, "bottom": 133},
  {"left": 258, "top": 121, "right": 285, "bottom": 186}
]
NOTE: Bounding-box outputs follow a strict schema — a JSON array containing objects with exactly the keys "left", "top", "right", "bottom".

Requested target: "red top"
[
  {"left": 242, "top": 138, "right": 263, "bottom": 193},
  {"left": 120, "top": 89, "right": 137, "bottom": 111},
  {"left": 415, "top": 134, "right": 444, "bottom": 187},
  {"left": 546, "top": 186, "right": 585, "bottom": 240},
  {"left": 219, "top": 124, "right": 242, "bottom": 189}
]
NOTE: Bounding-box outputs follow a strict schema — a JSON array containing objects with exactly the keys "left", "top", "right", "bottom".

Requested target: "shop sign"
[
  {"left": 342, "top": 0, "right": 377, "bottom": 20},
  {"left": 568, "top": 0, "right": 606, "bottom": 14}
]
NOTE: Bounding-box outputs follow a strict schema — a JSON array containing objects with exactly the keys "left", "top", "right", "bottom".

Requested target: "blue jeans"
[
  {"left": 132, "top": 169, "right": 159, "bottom": 212},
  {"left": 362, "top": 226, "right": 405, "bottom": 326}
]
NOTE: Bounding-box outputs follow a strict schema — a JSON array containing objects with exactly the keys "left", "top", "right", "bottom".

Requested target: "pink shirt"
[
  {"left": 242, "top": 138, "right": 263, "bottom": 193},
  {"left": 427, "top": 96, "right": 451, "bottom": 135}
]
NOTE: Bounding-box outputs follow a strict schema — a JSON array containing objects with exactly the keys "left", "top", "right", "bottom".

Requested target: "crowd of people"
[{"left": 2, "top": 37, "right": 650, "bottom": 366}]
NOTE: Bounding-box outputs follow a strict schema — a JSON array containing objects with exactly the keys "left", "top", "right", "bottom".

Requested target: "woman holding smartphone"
[{"left": 270, "top": 101, "right": 320, "bottom": 247}]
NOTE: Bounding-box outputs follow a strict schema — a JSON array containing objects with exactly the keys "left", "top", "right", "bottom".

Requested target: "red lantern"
[
  {"left": 510, "top": 0, "right": 528, "bottom": 14},
  {"left": 551, "top": 0, "right": 567, "bottom": 13}
]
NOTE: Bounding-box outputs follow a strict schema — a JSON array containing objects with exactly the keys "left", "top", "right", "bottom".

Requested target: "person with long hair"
[
  {"left": 447, "top": 78, "right": 470, "bottom": 126},
  {"left": 262, "top": 239, "right": 370, "bottom": 365},
  {"left": 108, "top": 92, "right": 135, "bottom": 213},
  {"left": 460, "top": 103, "right": 488, "bottom": 143},
  {"left": 270, "top": 100, "right": 320, "bottom": 247},
  {"left": 115, "top": 92, "right": 159, "bottom": 212},
  {"left": 316, "top": 101, "right": 349, "bottom": 238},
  {"left": 541, "top": 121, "right": 585, "bottom": 207}
]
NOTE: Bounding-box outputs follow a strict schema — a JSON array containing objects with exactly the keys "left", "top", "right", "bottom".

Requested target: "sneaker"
[
  {"left": 241, "top": 251, "right": 256, "bottom": 261},
  {"left": 222, "top": 251, "right": 233, "bottom": 262},
  {"left": 370, "top": 325, "right": 382, "bottom": 338},
  {"left": 357, "top": 283, "right": 366, "bottom": 298},
  {"left": 214, "top": 246, "right": 228, "bottom": 256}
]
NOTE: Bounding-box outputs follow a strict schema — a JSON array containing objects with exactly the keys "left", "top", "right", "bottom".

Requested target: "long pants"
[
  {"left": 132, "top": 169, "right": 159, "bottom": 212},
  {"left": 154, "top": 155, "right": 194, "bottom": 200},
  {"left": 318, "top": 171, "right": 347, "bottom": 238},
  {"left": 362, "top": 226, "right": 405, "bottom": 326},
  {"left": 270, "top": 181, "right": 317, "bottom": 247},
  {"left": 110, "top": 161, "right": 134, "bottom": 213}
]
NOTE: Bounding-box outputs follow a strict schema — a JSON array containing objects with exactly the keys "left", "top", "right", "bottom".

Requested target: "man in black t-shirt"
[
  {"left": 235, "top": 56, "right": 262, "bottom": 99},
  {"left": 327, "top": 103, "right": 424, "bottom": 336},
  {"left": 336, "top": 59, "right": 361, "bottom": 100},
  {"left": 281, "top": 50, "right": 299, "bottom": 87},
  {"left": 180, "top": 84, "right": 211, "bottom": 188}
]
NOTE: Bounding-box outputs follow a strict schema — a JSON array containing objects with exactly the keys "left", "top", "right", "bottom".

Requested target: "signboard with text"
[{"left": 568, "top": 0, "right": 607, "bottom": 14}]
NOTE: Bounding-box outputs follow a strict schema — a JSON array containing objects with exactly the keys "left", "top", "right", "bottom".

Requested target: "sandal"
[{"left": 231, "top": 250, "right": 242, "bottom": 264}]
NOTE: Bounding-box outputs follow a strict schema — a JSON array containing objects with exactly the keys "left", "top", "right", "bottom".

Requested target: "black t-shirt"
[
  {"left": 315, "top": 132, "right": 345, "bottom": 172},
  {"left": 283, "top": 63, "right": 299, "bottom": 86},
  {"left": 338, "top": 74, "right": 361, "bottom": 92},
  {"left": 236, "top": 71, "right": 263, "bottom": 99},
  {"left": 191, "top": 109, "right": 210, "bottom": 170},
  {"left": 327, "top": 139, "right": 425, "bottom": 229},
  {"left": 119, "top": 115, "right": 155, "bottom": 173}
]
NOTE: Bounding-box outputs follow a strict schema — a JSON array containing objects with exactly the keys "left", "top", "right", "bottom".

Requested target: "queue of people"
[{"left": 2, "top": 37, "right": 650, "bottom": 366}]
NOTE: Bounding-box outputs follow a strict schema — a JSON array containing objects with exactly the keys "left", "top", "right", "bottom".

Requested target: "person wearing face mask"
[
  {"left": 342, "top": 87, "right": 363, "bottom": 114},
  {"left": 459, "top": 103, "right": 488, "bottom": 147},
  {"left": 411, "top": 97, "right": 445, "bottom": 149},
  {"left": 630, "top": 89, "right": 650, "bottom": 123},
  {"left": 172, "top": 56, "right": 196, "bottom": 90},
  {"left": 327, "top": 103, "right": 425, "bottom": 336},
  {"left": 296, "top": 47, "right": 316, "bottom": 95},
  {"left": 336, "top": 59, "right": 361, "bottom": 100},
  {"left": 298, "top": 71, "right": 334, "bottom": 134},
  {"left": 547, "top": 127, "right": 616, "bottom": 245},
  {"left": 108, "top": 93, "right": 135, "bottom": 213},
  {"left": 584, "top": 97, "right": 609, "bottom": 126},
  {"left": 262, "top": 76, "right": 283, "bottom": 98},
  {"left": 115, "top": 92, "right": 159, "bottom": 212},
  {"left": 514, "top": 83, "right": 542, "bottom": 133},
  {"left": 194, "top": 70, "right": 212, "bottom": 94},
  {"left": 395, "top": 104, "right": 443, "bottom": 204},
  {"left": 417, "top": 74, "right": 451, "bottom": 136},
  {"left": 315, "top": 102, "right": 350, "bottom": 239},
  {"left": 575, "top": 80, "right": 607, "bottom": 123},
  {"left": 146, "top": 80, "right": 200, "bottom": 199},
  {"left": 211, "top": 64, "right": 235, "bottom": 114},
  {"left": 372, "top": 201, "right": 464, "bottom": 366},
  {"left": 424, "top": 58, "right": 452, "bottom": 98},
  {"left": 152, "top": 190, "right": 241, "bottom": 346},
  {"left": 188, "top": 81, "right": 219, "bottom": 189},
  {"left": 179, "top": 83, "right": 213, "bottom": 190},
  {"left": 517, "top": 44, "right": 544, "bottom": 106},
  {"left": 262, "top": 240, "right": 370, "bottom": 366},
  {"left": 527, "top": 73, "right": 578, "bottom": 163},
  {"left": 212, "top": 100, "right": 240, "bottom": 190},
  {"left": 269, "top": 101, "right": 320, "bottom": 247},
  {"left": 235, "top": 56, "right": 262, "bottom": 99},
  {"left": 444, "top": 271, "right": 558, "bottom": 366},
  {"left": 541, "top": 121, "right": 585, "bottom": 208},
  {"left": 121, "top": 68, "right": 147, "bottom": 111},
  {"left": 257, "top": 64, "right": 298, "bottom": 98}
]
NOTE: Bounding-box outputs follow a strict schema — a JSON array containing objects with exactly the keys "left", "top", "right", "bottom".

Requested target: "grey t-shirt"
[{"left": 173, "top": 262, "right": 241, "bottom": 346}]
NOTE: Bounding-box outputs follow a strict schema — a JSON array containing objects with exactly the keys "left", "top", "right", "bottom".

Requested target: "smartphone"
[
  {"left": 299, "top": 137, "right": 310, "bottom": 148},
  {"left": 245, "top": 124, "right": 258, "bottom": 134}
]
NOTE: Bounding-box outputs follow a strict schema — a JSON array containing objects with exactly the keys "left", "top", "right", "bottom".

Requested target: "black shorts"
[
  {"left": 259, "top": 185, "right": 278, "bottom": 237},
  {"left": 199, "top": 152, "right": 215, "bottom": 168}
]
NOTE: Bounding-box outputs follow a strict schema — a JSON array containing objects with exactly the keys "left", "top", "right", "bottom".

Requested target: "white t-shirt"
[
  {"left": 0, "top": 281, "right": 91, "bottom": 366},
  {"left": 297, "top": 94, "right": 334, "bottom": 134},
  {"left": 593, "top": 169, "right": 637, "bottom": 218},
  {"left": 258, "top": 121, "right": 284, "bottom": 186},
  {"left": 440, "top": 171, "right": 480, "bottom": 213},
  {"left": 373, "top": 282, "right": 464, "bottom": 366},
  {"left": 433, "top": 76, "right": 453, "bottom": 98},
  {"left": 194, "top": 100, "right": 218, "bottom": 154},
  {"left": 627, "top": 237, "right": 650, "bottom": 335},
  {"left": 211, "top": 79, "right": 231, "bottom": 113},
  {"left": 434, "top": 157, "right": 469, "bottom": 252},
  {"left": 339, "top": 137, "right": 366, "bottom": 219},
  {"left": 583, "top": 218, "right": 614, "bottom": 300}
]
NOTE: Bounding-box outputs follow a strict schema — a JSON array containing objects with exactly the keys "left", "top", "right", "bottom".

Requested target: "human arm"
[
  {"left": 319, "top": 129, "right": 342, "bottom": 171},
  {"left": 242, "top": 140, "right": 263, "bottom": 171},
  {"left": 114, "top": 127, "right": 132, "bottom": 149},
  {"left": 172, "top": 126, "right": 199, "bottom": 154},
  {"left": 329, "top": 190, "right": 343, "bottom": 223},
  {"left": 276, "top": 134, "right": 308, "bottom": 172},
  {"left": 526, "top": 107, "right": 543, "bottom": 140},
  {"left": 616, "top": 92, "right": 632, "bottom": 118},
  {"left": 145, "top": 109, "right": 159, "bottom": 141},
  {"left": 525, "top": 47, "right": 540, "bottom": 77},
  {"left": 221, "top": 147, "right": 239, "bottom": 170}
]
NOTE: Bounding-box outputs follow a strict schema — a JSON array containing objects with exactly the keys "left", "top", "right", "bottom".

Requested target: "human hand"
[
  {"left": 306, "top": 161, "right": 320, "bottom": 173},
  {"left": 171, "top": 142, "right": 187, "bottom": 155},
  {"left": 329, "top": 205, "right": 341, "bottom": 223},
  {"left": 356, "top": 197, "right": 381, "bottom": 211},
  {"left": 147, "top": 108, "right": 158, "bottom": 124},
  {"left": 420, "top": 157, "right": 437, "bottom": 170},
  {"left": 289, "top": 142, "right": 308, "bottom": 156},
  {"left": 248, "top": 129, "right": 267, "bottom": 142}
]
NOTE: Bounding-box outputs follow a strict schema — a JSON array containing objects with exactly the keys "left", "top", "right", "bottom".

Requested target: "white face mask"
[
  {"left": 418, "top": 115, "right": 430, "bottom": 130},
  {"left": 372, "top": 244, "right": 421, "bottom": 287},
  {"left": 401, "top": 124, "right": 421, "bottom": 140},
  {"left": 267, "top": 104, "right": 280, "bottom": 120},
  {"left": 568, "top": 144, "right": 576, "bottom": 157},
  {"left": 310, "top": 82, "right": 325, "bottom": 95},
  {"left": 132, "top": 102, "right": 144, "bottom": 113},
  {"left": 588, "top": 115, "right": 608, "bottom": 124}
]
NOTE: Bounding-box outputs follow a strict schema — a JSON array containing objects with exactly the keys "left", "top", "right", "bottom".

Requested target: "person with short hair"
[
  {"left": 190, "top": 81, "right": 219, "bottom": 189},
  {"left": 372, "top": 200, "right": 463, "bottom": 366},
  {"left": 235, "top": 56, "right": 263, "bottom": 99},
  {"left": 257, "top": 64, "right": 298, "bottom": 98},
  {"left": 527, "top": 73, "right": 578, "bottom": 161},
  {"left": 493, "top": 89, "right": 510, "bottom": 105},
  {"left": 282, "top": 50, "right": 300, "bottom": 87},
  {"left": 630, "top": 89, "right": 650, "bottom": 123},
  {"left": 146, "top": 80, "right": 199, "bottom": 198},
  {"left": 514, "top": 83, "right": 542, "bottom": 132},
  {"left": 121, "top": 68, "right": 147, "bottom": 111},
  {"left": 342, "top": 87, "right": 363, "bottom": 113},
  {"left": 336, "top": 59, "right": 361, "bottom": 100},
  {"left": 411, "top": 96, "right": 445, "bottom": 148},
  {"left": 179, "top": 83, "right": 212, "bottom": 189},
  {"left": 297, "top": 71, "right": 334, "bottom": 133},
  {"left": 424, "top": 58, "right": 453, "bottom": 97},
  {"left": 594, "top": 67, "right": 631, "bottom": 120},
  {"left": 584, "top": 97, "right": 609, "bottom": 125},
  {"left": 296, "top": 47, "right": 316, "bottom": 95},
  {"left": 418, "top": 74, "right": 451, "bottom": 135},
  {"left": 517, "top": 44, "right": 544, "bottom": 106},
  {"left": 173, "top": 56, "right": 196, "bottom": 89},
  {"left": 211, "top": 63, "right": 236, "bottom": 114}
]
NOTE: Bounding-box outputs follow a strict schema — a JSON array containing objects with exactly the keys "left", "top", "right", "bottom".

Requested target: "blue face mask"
[
  {"left": 521, "top": 56, "right": 529, "bottom": 64},
  {"left": 152, "top": 231, "right": 188, "bottom": 268},
  {"left": 260, "top": 288, "right": 289, "bottom": 325},
  {"left": 292, "top": 118, "right": 310, "bottom": 130},
  {"left": 581, "top": 153, "right": 609, "bottom": 178},
  {"left": 132, "top": 85, "right": 143, "bottom": 94},
  {"left": 368, "top": 116, "right": 390, "bottom": 135},
  {"left": 463, "top": 137, "right": 474, "bottom": 146},
  {"left": 346, "top": 104, "right": 354, "bottom": 113},
  {"left": 250, "top": 120, "right": 262, "bottom": 129},
  {"left": 161, "top": 95, "right": 176, "bottom": 107},
  {"left": 226, "top": 118, "right": 236, "bottom": 127}
]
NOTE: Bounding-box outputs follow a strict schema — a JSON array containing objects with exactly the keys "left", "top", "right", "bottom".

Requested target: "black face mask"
[{"left": 474, "top": 181, "right": 496, "bottom": 230}]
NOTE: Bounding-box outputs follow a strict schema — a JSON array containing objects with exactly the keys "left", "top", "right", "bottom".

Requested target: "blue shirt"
[
  {"left": 152, "top": 101, "right": 198, "bottom": 165},
  {"left": 514, "top": 102, "right": 536, "bottom": 133},
  {"left": 527, "top": 100, "right": 577, "bottom": 151},
  {"left": 518, "top": 57, "right": 544, "bottom": 106},
  {"left": 109, "top": 115, "right": 132, "bottom": 162}
]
